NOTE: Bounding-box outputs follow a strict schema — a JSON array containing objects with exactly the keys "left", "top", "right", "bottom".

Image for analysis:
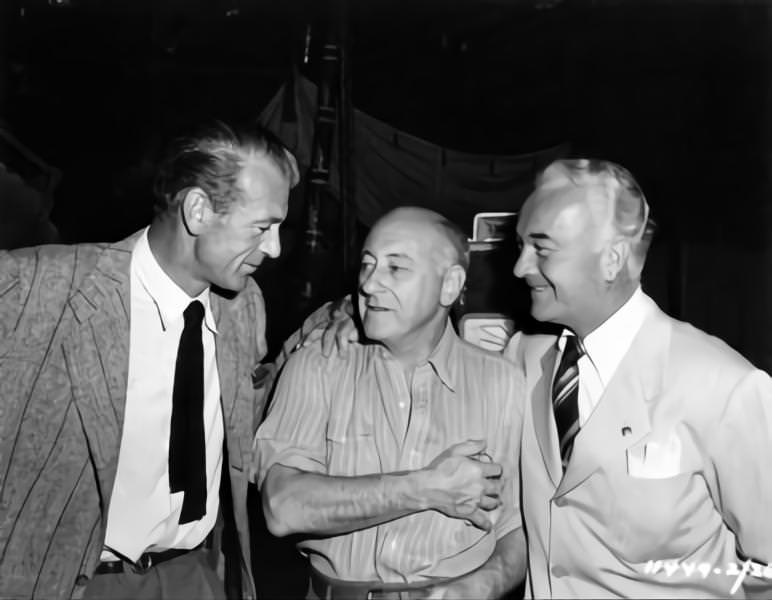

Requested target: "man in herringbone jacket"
[{"left": 0, "top": 121, "right": 299, "bottom": 599}]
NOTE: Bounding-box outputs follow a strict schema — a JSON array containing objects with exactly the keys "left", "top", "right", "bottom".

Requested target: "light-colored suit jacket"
[
  {"left": 505, "top": 300, "right": 772, "bottom": 599},
  {"left": 0, "top": 231, "right": 269, "bottom": 599}
]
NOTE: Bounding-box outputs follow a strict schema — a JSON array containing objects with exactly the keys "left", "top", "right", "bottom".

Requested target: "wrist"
[{"left": 396, "top": 469, "right": 433, "bottom": 512}]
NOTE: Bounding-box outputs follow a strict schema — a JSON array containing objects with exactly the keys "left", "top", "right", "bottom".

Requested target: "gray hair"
[
  {"left": 536, "top": 158, "right": 655, "bottom": 276},
  {"left": 153, "top": 120, "right": 299, "bottom": 216}
]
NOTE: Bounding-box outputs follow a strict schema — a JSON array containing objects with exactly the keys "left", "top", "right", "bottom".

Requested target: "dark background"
[
  {"left": 1, "top": 1, "right": 771, "bottom": 595},
  {"left": 2, "top": 0, "right": 770, "bottom": 368}
]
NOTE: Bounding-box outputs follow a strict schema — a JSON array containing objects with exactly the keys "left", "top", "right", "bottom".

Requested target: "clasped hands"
[
  {"left": 421, "top": 439, "right": 504, "bottom": 531},
  {"left": 298, "top": 298, "right": 504, "bottom": 530}
]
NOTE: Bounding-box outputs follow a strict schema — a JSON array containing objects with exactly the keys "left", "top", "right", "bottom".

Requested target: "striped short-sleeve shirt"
[{"left": 255, "top": 321, "right": 525, "bottom": 583}]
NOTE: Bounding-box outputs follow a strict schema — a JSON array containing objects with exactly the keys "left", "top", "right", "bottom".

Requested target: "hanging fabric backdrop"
[{"left": 259, "top": 74, "right": 569, "bottom": 235}]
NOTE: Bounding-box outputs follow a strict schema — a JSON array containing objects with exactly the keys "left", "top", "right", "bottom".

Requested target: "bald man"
[
  {"left": 507, "top": 159, "right": 772, "bottom": 598},
  {"left": 255, "top": 207, "right": 527, "bottom": 599}
]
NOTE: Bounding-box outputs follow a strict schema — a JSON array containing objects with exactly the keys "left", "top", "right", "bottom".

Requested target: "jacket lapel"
[
  {"left": 555, "top": 309, "right": 670, "bottom": 497},
  {"left": 66, "top": 232, "right": 140, "bottom": 505},
  {"left": 211, "top": 294, "right": 238, "bottom": 427},
  {"left": 211, "top": 291, "right": 250, "bottom": 475},
  {"left": 526, "top": 336, "right": 564, "bottom": 488}
]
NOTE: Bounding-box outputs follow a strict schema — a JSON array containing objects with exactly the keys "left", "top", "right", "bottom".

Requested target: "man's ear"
[
  {"left": 180, "top": 188, "right": 214, "bottom": 236},
  {"left": 440, "top": 264, "right": 467, "bottom": 307},
  {"left": 602, "top": 236, "right": 631, "bottom": 282}
]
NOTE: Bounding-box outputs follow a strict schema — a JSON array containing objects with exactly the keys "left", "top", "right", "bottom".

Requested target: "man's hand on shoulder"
[
  {"left": 418, "top": 439, "right": 504, "bottom": 531},
  {"left": 297, "top": 294, "right": 359, "bottom": 358}
]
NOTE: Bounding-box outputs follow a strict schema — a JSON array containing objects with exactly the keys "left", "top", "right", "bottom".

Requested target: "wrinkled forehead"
[{"left": 364, "top": 217, "right": 452, "bottom": 262}]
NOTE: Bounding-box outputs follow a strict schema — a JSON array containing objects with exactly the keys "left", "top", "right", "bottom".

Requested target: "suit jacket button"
[
  {"left": 551, "top": 565, "right": 568, "bottom": 578},
  {"left": 553, "top": 496, "right": 567, "bottom": 508},
  {"left": 75, "top": 574, "right": 89, "bottom": 587}
]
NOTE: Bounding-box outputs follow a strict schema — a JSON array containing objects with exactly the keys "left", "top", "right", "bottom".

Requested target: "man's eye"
[
  {"left": 534, "top": 245, "right": 550, "bottom": 257},
  {"left": 388, "top": 265, "right": 406, "bottom": 274}
]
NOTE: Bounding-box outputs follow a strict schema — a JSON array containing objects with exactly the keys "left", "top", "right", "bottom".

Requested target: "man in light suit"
[
  {"left": 505, "top": 158, "right": 772, "bottom": 598},
  {"left": 0, "top": 122, "right": 302, "bottom": 599}
]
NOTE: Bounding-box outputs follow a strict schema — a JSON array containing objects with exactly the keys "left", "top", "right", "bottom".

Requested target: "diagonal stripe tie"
[{"left": 552, "top": 335, "right": 584, "bottom": 471}]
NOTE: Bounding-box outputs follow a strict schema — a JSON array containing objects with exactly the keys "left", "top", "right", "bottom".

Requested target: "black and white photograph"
[{"left": 1, "top": 1, "right": 771, "bottom": 598}]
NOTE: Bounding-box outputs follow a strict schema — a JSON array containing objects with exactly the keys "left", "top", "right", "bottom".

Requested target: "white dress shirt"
[
  {"left": 556, "top": 286, "right": 654, "bottom": 426},
  {"left": 102, "top": 227, "right": 224, "bottom": 562}
]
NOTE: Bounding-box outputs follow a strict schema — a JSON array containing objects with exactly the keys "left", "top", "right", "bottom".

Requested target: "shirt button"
[
  {"left": 75, "top": 574, "right": 89, "bottom": 587},
  {"left": 551, "top": 565, "right": 568, "bottom": 578}
]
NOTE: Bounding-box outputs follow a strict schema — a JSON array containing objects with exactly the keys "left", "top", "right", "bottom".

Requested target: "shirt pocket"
[{"left": 325, "top": 407, "right": 378, "bottom": 476}]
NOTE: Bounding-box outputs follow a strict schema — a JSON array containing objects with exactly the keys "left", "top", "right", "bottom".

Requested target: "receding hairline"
[
  {"left": 531, "top": 163, "right": 643, "bottom": 238},
  {"left": 369, "top": 207, "right": 470, "bottom": 270},
  {"left": 528, "top": 159, "right": 654, "bottom": 277},
  {"left": 229, "top": 143, "right": 298, "bottom": 187}
]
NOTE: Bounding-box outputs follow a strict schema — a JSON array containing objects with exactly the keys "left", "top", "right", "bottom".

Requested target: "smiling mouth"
[{"left": 529, "top": 284, "right": 549, "bottom": 293}]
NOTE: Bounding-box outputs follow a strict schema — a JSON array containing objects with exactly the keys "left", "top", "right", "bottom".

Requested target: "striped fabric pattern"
[
  {"left": 552, "top": 335, "right": 584, "bottom": 470},
  {"left": 256, "top": 323, "right": 524, "bottom": 583}
]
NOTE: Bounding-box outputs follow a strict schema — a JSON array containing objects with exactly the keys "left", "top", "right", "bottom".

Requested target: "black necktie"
[
  {"left": 169, "top": 300, "right": 207, "bottom": 524},
  {"left": 552, "top": 335, "right": 584, "bottom": 471}
]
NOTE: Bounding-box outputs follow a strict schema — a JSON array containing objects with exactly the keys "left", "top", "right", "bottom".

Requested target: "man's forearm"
[
  {"left": 261, "top": 464, "right": 432, "bottom": 537},
  {"left": 435, "top": 528, "right": 527, "bottom": 599},
  {"left": 476, "top": 528, "right": 527, "bottom": 597}
]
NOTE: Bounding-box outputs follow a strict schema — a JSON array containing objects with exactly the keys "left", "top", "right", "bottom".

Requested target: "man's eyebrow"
[
  {"left": 528, "top": 233, "right": 553, "bottom": 242},
  {"left": 250, "top": 216, "right": 282, "bottom": 226},
  {"left": 386, "top": 252, "right": 415, "bottom": 262}
]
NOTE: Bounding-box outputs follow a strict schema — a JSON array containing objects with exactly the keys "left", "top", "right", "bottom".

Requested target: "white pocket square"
[{"left": 627, "top": 433, "right": 682, "bottom": 479}]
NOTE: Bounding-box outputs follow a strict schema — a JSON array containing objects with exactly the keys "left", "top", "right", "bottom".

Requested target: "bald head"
[
  {"left": 373, "top": 207, "right": 470, "bottom": 273},
  {"left": 358, "top": 207, "right": 468, "bottom": 362}
]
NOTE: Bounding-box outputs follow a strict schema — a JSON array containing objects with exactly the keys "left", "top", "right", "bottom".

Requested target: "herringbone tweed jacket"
[{"left": 0, "top": 230, "right": 270, "bottom": 599}]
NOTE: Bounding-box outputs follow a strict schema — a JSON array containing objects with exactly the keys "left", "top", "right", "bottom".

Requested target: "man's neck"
[
  {"left": 147, "top": 219, "right": 208, "bottom": 298},
  {"left": 385, "top": 318, "right": 448, "bottom": 373},
  {"left": 575, "top": 283, "right": 639, "bottom": 339}
]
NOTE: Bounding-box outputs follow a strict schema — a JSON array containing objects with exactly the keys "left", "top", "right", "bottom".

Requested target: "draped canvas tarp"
[{"left": 259, "top": 74, "right": 569, "bottom": 234}]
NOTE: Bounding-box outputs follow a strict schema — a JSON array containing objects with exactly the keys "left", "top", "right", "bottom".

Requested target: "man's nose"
[
  {"left": 513, "top": 247, "right": 533, "bottom": 279},
  {"left": 259, "top": 227, "right": 281, "bottom": 259},
  {"left": 359, "top": 268, "right": 381, "bottom": 295}
]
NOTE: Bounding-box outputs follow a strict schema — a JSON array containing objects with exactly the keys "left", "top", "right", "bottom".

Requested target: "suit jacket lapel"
[
  {"left": 66, "top": 232, "right": 140, "bottom": 506},
  {"left": 555, "top": 309, "right": 670, "bottom": 497},
  {"left": 211, "top": 294, "right": 238, "bottom": 428},
  {"left": 526, "top": 336, "right": 563, "bottom": 488}
]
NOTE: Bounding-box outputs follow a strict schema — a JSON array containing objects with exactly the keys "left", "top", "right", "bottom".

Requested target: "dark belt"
[
  {"left": 309, "top": 565, "right": 445, "bottom": 600},
  {"left": 95, "top": 532, "right": 214, "bottom": 576}
]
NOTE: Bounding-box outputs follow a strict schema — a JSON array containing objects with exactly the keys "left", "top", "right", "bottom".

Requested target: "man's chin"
[
  {"left": 361, "top": 320, "right": 391, "bottom": 343},
  {"left": 211, "top": 276, "right": 248, "bottom": 294},
  {"left": 530, "top": 302, "right": 555, "bottom": 324}
]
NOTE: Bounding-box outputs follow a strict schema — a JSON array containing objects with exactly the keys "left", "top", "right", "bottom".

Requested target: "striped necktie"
[{"left": 552, "top": 335, "right": 584, "bottom": 470}]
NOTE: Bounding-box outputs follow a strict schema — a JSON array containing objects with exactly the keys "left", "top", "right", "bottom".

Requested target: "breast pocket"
[
  {"left": 609, "top": 470, "right": 705, "bottom": 563},
  {"left": 325, "top": 401, "right": 380, "bottom": 477}
]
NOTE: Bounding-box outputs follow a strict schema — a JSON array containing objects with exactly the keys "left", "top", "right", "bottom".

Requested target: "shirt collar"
[
  {"left": 375, "top": 318, "right": 458, "bottom": 392},
  {"left": 132, "top": 227, "right": 217, "bottom": 334},
  {"left": 426, "top": 319, "right": 458, "bottom": 392},
  {"left": 558, "top": 286, "right": 652, "bottom": 386}
]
